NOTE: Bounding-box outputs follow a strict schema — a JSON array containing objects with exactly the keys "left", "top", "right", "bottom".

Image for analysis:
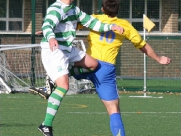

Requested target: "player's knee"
[
  {"left": 55, "top": 76, "right": 69, "bottom": 90},
  {"left": 90, "top": 60, "right": 98, "bottom": 71}
]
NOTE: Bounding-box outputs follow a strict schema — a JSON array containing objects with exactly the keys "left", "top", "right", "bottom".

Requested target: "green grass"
[
  {"left": 117, "top": 79, "right": 181, "bottom": 92},
  {"left": 0, "top": 93, "right": 181, "bottom": 136},
  {"left": 14, "top": 77, "right": 181, "bottom": 93}
]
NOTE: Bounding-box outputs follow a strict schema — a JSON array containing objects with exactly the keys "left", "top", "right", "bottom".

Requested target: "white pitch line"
[
  {"left": 122, "top": 112, "right": 181, "bottom": 114},
  {"left": 129, "top": 96, "right": 163, "bottom": 98},
  {"left": 67, "top": 111, "right": 181, "bottom": 114}
]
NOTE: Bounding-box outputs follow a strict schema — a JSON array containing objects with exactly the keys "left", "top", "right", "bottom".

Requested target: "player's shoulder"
[
  {"left": 47, "top": 1, "right": 61, "bottom": 11},
  {"left": 114, "top": 18, "right": 134, "bottom": 30},
  {"left": 116, "top": 18, "right": 131, "bottom": 25}
]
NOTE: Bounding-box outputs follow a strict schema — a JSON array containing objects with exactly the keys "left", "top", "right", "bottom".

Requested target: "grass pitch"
[{"left": 0, "top": 93, "right": 181, "bottom": 136}]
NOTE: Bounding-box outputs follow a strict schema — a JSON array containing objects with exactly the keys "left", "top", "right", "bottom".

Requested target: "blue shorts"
[{"left": 73, "top": 60, "right": 119, "bottom": 101}]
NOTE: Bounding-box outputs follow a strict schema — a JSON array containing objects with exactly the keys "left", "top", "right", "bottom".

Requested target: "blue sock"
[{"left": 110, "top": 113, "right": 125, "bottom": 136}]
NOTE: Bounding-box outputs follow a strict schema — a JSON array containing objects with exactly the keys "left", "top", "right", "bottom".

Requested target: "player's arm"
[
  {"left": 36, "top": 23, "right": 83, "bottom": 34},
  {"left": 36, "top": 31, "right": 43, "bottom": 35},
  {"left": 123, "top": 20, "right": 171, "bottom": 65},
  {"left": 76, "top": 8, "right": 124, "bottom": 34},
  {"left": 42, "top": 7, "right": 60, "bottom": 51},
  {"left": 139, "top": 43, "right": 171, "bottom": 64}
]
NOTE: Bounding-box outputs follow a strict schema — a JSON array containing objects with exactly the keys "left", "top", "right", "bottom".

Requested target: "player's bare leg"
[
  {"left": 70, "top": 54, "right": 98, "bottom": 75},
  {"left": 102, "top": 99, "right": 125, "bottom": 136},
  {"left": 102, "top": 99, "right": 120, "bottom": 115},
  {"left": 74, "top": 54, "right": 98, "bottom": 70}
]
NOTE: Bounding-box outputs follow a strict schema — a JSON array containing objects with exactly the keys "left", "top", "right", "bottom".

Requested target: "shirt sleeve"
[
  {"left": 76, "top": 7, "right": 112, "bottom": 32},
  {"left": 123, "top": 20, "right": 146, "bottom": 49},
  {"left": 42, "top": 7, "right": 60, "bottom": 41}
]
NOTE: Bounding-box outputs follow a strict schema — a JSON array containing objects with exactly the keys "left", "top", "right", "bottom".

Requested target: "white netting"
[
  {"left": 68, "top": 77, "right": 96, "bottom": 95},
  {"left": 0, "top": 40, "right": 95, "bottom": 94},
  {"left": 0, "top": 53, "right": 30, "bottom": 94}
]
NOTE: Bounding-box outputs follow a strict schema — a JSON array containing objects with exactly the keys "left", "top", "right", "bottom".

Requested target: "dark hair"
[{"left": 102, "top": 0, "right": 120, "bottom": 17}]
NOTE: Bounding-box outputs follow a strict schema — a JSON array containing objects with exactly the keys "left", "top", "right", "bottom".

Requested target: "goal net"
[{"left": 0, "top": 40, "right": 95, "bottom": 94}]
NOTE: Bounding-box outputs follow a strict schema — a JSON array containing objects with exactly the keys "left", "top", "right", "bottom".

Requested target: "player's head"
[{"left": 101, "top": 0, "right": 120, "bottom": 17}]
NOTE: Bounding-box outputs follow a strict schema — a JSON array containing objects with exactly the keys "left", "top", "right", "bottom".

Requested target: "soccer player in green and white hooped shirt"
[{"left": 38, "top": 0, "right": 124, "bottom": 136}]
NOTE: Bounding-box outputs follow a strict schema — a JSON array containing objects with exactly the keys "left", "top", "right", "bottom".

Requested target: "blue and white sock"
[{"left": 110, "top": 113, "right": 125, "bottom": 136}]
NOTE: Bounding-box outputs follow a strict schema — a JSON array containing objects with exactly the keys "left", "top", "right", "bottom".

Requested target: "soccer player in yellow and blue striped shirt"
[{"left": 74, "top": 0, "right": 171, "bottom": 136}]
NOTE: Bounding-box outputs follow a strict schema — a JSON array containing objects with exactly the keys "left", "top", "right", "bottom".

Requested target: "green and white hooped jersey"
[{"left": 41, "top": 0, "right": 113, "bottom": 52}]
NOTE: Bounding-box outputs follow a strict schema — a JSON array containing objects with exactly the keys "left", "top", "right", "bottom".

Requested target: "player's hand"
[
  {"left": 49, "top": 38, "right": 58, "bottom": 51},
  {"left": 158, "top": 56, "right": 171, "bottom": 64},
  {"left": 111, "top": 25, "right": 124, "bottom": 34},
  {"left": 35, "top": 31, "right": 43, "bottom": 35}
]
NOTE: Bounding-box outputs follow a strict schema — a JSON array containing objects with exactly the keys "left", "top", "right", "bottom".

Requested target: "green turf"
[
  {"left": 117, "top": 79, "right": 181, "bottom": 92},
  {"left": 0, "top": 93, "right": 181, "bottom": 136}
]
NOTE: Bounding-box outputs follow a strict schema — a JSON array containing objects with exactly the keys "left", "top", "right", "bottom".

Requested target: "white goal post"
[{"left": 0, "top": 40, "right": 95, "bottom": 94}]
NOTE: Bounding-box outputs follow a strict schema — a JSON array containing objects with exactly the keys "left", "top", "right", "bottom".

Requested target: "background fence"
[
  {"left": 0, "top": 34, "right": 180, "bottom": 93},
  {"left": 116, "top": 35, "right": 181, "bottom": 93},
  {"left": 0, "top": 0, "right": 181, "bottom": 93}
]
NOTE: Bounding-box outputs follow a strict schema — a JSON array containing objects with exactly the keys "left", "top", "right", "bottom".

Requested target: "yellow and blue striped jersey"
[{"left": 86, "top": 14, "right": 146, "bottom": 65}]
